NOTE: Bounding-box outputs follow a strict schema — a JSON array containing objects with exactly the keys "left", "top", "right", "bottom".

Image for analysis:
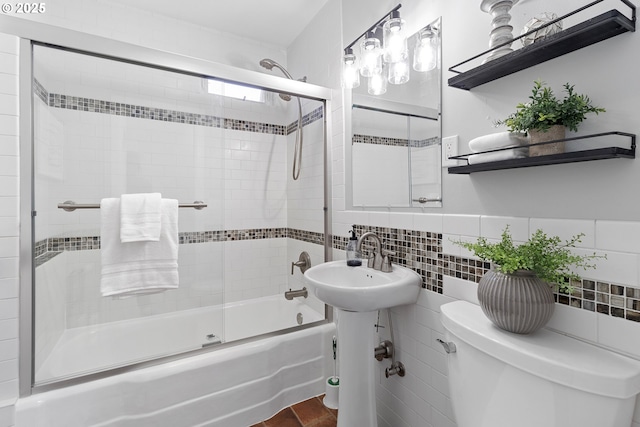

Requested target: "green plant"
[
  {"left": 495, "top": 80, "right": 605, "bottom": 134},
  {"left": 453, "top": 226, "right": 604, "bottom": 292}
]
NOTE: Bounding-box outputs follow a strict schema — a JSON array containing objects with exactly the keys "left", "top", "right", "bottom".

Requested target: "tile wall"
[
  {"left": 333, "top": 211, "right": 640, "bottom": 427},
  {"left": 0, "top": 32, "right": 19, "bottom": 422}
]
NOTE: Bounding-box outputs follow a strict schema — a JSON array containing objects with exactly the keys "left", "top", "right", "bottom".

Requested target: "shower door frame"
[{"left": 3, "top": 14, "right": 334, "bottom": 397}]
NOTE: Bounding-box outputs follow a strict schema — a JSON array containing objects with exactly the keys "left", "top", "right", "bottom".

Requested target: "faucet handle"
[
  {"left": 381, "top": 250, "right": 395, "bottom": 273},
  {"left": 367, "top": 252, "right": 375, "bottom": 268}
]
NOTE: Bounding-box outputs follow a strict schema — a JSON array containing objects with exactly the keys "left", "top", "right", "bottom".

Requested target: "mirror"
[{"left": 348, "top": 17, "right": 442, "bottom": 209}]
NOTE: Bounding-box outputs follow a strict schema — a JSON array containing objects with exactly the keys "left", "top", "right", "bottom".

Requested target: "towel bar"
[{"left": 58, "top": 200, "right": 207, "bottom": 212}]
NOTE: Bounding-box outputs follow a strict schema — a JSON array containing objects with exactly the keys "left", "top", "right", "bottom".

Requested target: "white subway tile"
[
  {"left": 597, "top": 313, "right": 640, "bottom": 357},
  {"left": 442, "top": 276, "right": 479, "bottom": 305},
  {"left": 0, "top": 33, "right": 17, "bottom": 54},
  {"left": 0, "top": 95, "right": 17, "bottom": 116},
  {"left": 0, "top": 116, "right": 17, "bottom": 137},
  {"left": 480, "top": 215, "right": 529, "bottom": 241},
  {"left": 596, "top": 220, "right": 640, "bottom": 254},
  {"left": 0, "top": 359, "right": 16, "bottom": 382},
  {"left": 414, "top": 214, "right": 443, "bottom": 233},
  {"left": 391, "top": 213, "right": 414, "bottom": 230},
  {"left": 574, "top": 248, "right": 638, "bottom": 287},
  {"left": 0, "top": 339, "right": 16, "bottom": 362},
  {"left": 0, "top": 319, "right": 17, "bottom": 341},
  {"left": 0, "top": 299, "right": 17, "bottom": 320},
  {"left": 545, "top": 304, "right": 597, "bottom": 342},
  {"left": 0, "top": 258, "right": 17, "bottom": 279},
  {"left": 0, "top": 278, "right": 17, "bottom": 299},
  {"left": 0, "top": 238, "right": 18, "bottom": 258},
  {"left": 0, "top": 218, "right": 17, "bottom": 237},
  {"left": 0, "top": 74, "right": 17, "bottom": 96},
  {"left": 442, "top": 214, "right": 480, "bottom": 236},
  {"left": 0, "top": 403, "right": 14, "bottom": 427},
  {"left": 0, "top": 135, "right": 17, "bottom": 156},
  {"left": 0, "top": 52, "right": 17, "bottom": 75},
  {"left": 0, "top": 378, "right": 17, "bottom": 402},
  {"left": 441, "top": 234, "right": 461, "bottom": 257},
  {"left": 529, "top": 218, "right": 595, "bottom": 248}
]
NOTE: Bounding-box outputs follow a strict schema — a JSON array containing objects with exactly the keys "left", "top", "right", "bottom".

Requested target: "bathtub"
[{"left": 18, "top": 296, "right": 333, "bottom": 427}]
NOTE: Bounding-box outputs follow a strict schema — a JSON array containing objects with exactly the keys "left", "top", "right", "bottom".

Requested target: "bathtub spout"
[{"left": 285, "top": 287, "right": 308, "bottom": 300}]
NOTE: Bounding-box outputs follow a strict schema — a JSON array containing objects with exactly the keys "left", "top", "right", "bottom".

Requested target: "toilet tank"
[{"left": 441, "top": 301, "right": 640, "bottom": 427}]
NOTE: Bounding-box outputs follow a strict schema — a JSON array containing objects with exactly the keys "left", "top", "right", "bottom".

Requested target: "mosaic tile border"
[
  {"left": 34, "top": 227, "right": 323, "bottom": 265},
  {"left": 331, "top": 224, "right": 640, "bottom": 324},
  {"left": 353, "top": 134, "right": 440, "bottom": 148},
  {"left": 332, "top": 225, "right": 443, "bottom": 292},
  {"left": 33, "top": 79, "right": 323, "bottom": 136},
  {"left": 34, "top": 220, "right": 640, "bottom": 324}
]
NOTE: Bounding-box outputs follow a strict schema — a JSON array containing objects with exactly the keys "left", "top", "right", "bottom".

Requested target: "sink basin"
[{"left": 303, "top": 260, "right": 422, "bottom": 312}]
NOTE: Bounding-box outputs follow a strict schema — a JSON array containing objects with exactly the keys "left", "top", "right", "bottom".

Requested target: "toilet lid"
[{"left": 441, "top": 300, "right": 640, "bottom": 399}]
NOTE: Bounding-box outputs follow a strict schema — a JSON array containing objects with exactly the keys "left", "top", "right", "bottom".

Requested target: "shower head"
[
  {"left": 259, "top": 58, "right": 297, "bottom": 102},
  {"left": 259, "top": 58, "right": 294, "bottom": 80},
  {"left": 259, "top": 58, "right": 276, "bottom": 71}
]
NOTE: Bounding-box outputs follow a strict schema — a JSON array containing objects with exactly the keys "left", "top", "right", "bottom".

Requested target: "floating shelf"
[
  {"left": 448, "top": 132, "right": 636, "bottom": 174},
  {"left": 448, "top": 5, "right": 636, "bottom": 90}
]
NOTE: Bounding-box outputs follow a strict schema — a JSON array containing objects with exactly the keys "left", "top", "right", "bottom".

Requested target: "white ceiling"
[{"left": 106, "top": 0, "right": 330, "bottom": 48}]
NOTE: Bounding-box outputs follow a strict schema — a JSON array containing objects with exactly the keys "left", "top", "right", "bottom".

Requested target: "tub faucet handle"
[{"left": 291, "top": 251, "right": 311, "bottom": 275}]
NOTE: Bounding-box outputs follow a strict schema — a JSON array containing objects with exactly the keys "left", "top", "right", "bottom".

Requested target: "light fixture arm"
[{"left": 344, "top": 3, "right": 402, "bottom": 54}]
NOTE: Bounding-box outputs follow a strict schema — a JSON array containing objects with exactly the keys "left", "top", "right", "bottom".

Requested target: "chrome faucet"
[{"left": 356, "top": 232, "right": 394, "bottom": 272}]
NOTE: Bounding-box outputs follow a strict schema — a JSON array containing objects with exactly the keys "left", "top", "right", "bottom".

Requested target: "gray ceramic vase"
[{"left": 477, "top": 267, "right": 555, "bottom": 334}]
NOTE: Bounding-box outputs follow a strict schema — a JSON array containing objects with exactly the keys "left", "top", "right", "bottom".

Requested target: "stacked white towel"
[
  {"left": 100, "top": 197, "right": 179, "bottom": 298},
  {"left": 120, "top": 193, "right": 162, "bottom": 243},
  {"left": 467, "top": 132, "right": 529, "bottom": 164}
]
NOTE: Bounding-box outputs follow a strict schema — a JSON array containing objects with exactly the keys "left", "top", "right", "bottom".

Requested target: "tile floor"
[{"left": 251, "top": 395, "right": 337, "bottom": 427}]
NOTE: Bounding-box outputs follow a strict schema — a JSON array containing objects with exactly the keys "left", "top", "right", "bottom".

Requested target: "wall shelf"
[
  {"left": 448, "top": 2, "right": 636, "bottom": 90},
  {"left": 447, "top": 132, "right": 636, "bottom": 174}
]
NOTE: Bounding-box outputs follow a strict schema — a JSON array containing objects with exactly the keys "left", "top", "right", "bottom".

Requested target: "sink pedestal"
[{"left": 336, "top": 309, "right": 378, "bottom": 427}]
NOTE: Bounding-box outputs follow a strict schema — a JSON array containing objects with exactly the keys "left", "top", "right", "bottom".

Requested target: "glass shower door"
[{"left": 32, "top": 44, "right": 226, "bottom": 384}]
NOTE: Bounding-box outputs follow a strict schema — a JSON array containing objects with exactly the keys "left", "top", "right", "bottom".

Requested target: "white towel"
[
  {"left": 468, "top": 148, "right": 528, "bottom": 165},
  {"left": 120, "top": 193, "right": 162, "bottom": 243},
  {"left": 101, "top": 198, "right": 179, "bottom": 297},
  {"left": 469, "top": 132, "right": 528, "bottom": 153}
]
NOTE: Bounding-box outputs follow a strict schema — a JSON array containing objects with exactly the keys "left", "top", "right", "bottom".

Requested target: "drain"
[{"left": 297, "top": 312, "right": 303, "bottom": 325}]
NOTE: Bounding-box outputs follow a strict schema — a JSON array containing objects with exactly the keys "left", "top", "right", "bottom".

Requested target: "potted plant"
[
  {"left": 454, "top": 226, "right": 603, "bottom": 334},
  {"left": 496, "top": 80, "right": 605, "bottom": 156}
]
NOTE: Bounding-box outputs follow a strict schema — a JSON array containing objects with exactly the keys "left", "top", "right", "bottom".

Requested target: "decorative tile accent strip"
[
  {"left": 353, "top": 134, "right": 440, "bottom": 148},
  {"left": 410, "top": 136, "right": 441, "bottom": 148},
  {"left": 35, "top": 79, "right": 324, "bottom": 136},
  {"left": 35, "top": 251, "right": 62, "bottom": 268},
  {"left": 34, "top": 222, "right": 640, "bottom": 324},
  {"left": 353, "top": 134, "right": 409, "bottom": 147},
  {"left": 439, "top": 254, "right": 490, "bottom": 284},
  {"left": 286, "top": 106, "right": 324, "bottom": 134},
  {"left": 288, "top": 228, "right": 325, "bottom": 245},
  {"left": 33, "top": 79, "right": 48, "bottom": 104},
  {"left": 34, "top": 239, "right": 48, "bottom": 258},
  {"left": 47, "top": 236, "right": 101, "bottom": 252},
  {"left": 36, "top": 227, "right": 318, "bottom": 263}
]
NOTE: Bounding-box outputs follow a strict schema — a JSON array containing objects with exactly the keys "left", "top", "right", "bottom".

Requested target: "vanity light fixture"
[
  {"left": 359, "top": 30, "right": 383, "bottom": 78},
  {"left": 342, "top": 4, "right": 439, "bottom": 93},
  {"left": 342, "top": 48, "right": 360, "bottom": 88},
  {"left": 413, "top": 25, "right": 438, "bottom": 72},
  {"left": 383, "top": 10, "right": 408, "bottom": 63}
]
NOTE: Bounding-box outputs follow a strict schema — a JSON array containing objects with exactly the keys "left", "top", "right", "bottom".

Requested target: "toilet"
[{"left": 441, "top": 300, "right": 640, "bottom": 427}]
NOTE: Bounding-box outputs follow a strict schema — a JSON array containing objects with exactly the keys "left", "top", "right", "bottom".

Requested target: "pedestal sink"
[{"left": 304, "top": 260, "right": 422, "bottom": 427}]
